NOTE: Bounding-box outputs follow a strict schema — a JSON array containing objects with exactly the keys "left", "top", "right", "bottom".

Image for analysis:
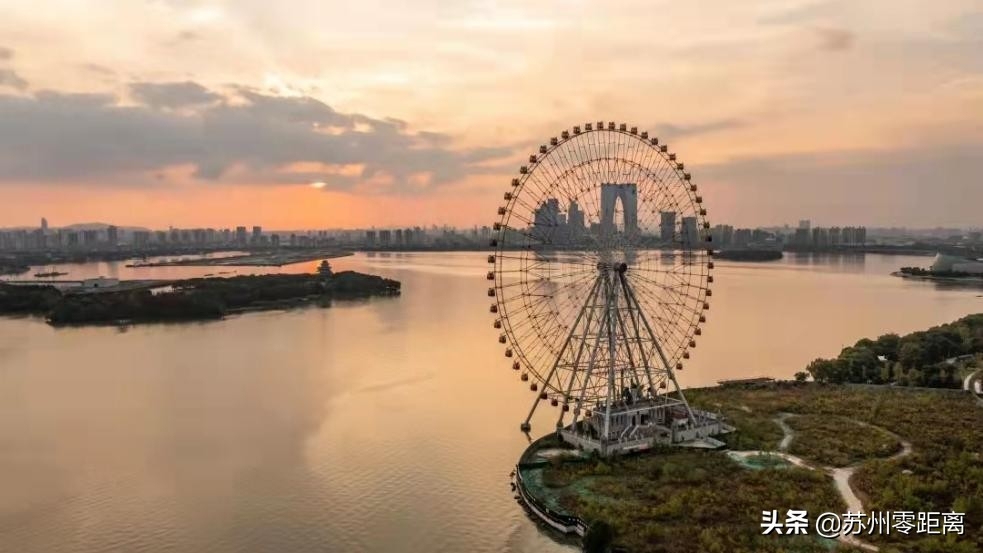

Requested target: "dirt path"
[
  {"left": 775, "top": 412, "right": 794, "bottom": 452},
  {"left": 732, "top": 413, "right": 914, "bottom": 552}
]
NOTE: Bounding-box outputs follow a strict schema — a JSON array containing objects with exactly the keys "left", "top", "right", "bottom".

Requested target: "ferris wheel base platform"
[{"left": 554, "top": 406, "right": 732, "bottom": 457}]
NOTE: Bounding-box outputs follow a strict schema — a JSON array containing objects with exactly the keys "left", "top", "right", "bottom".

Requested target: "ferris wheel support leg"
[
  {"left": 522, "top": 275, "right": 603, "bottom": 434},
  {"left": 569, "top": 302, "right": 611, "bottom": 442},
  {"left": 620, "top": 271, "right": 698, "bottom": 428},
  {"left": 557, "top": 276, "right": 604, "bottom": 430},
  {"left": 617, "top": 272, "right": 657, "bottom": 398},
  {"left": 602, "top": 271, "right": 617, "bottom": 451},
  {"left": 613, "top": 304, "right": 640, "bottom": 387}
]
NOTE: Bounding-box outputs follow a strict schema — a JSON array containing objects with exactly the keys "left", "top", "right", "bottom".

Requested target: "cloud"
[
  {"left": 946, "top": 11, "right": 983, "bottom": 40},
  {"left": 815, "top": 27, "right": 854, "bottom": 51},
  {"left": 0, "top": 47, "right": 12, "bottom": 61},
  {"left": 0, "top": 69, "right": 27, "bottom": 90},
  {"left": 758, "top": 0, "right": 847, "bottom": 26},
  {"left": 653, "top": 119, "right": 745, "bottom": 138},
  {"left": 0, "top": 83, "right": 512, "bottom": 193},
  {"left": 177, "top": 30, "right": 201, "bottom": 41},
  {"left": 702, "top": 144, "right": 983, "bottom": 226},
  {"left": 82, "top": 63, "right": 116, "bottom": 77},
  {"left": 130, "top": 81, "right": 221, "bottom": 109}
]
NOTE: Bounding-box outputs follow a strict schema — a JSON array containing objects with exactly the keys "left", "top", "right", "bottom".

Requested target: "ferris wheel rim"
[{"left": 488, "top": 122, "right": 713, "bottom": 400}]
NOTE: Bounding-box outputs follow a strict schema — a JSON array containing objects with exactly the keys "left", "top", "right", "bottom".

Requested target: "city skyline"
[
  {"left": 0, "top": 1, "right": 981, "bottom": 228},
  {"left": 2, "top": 214, "right": 979, "bottom": 235}
]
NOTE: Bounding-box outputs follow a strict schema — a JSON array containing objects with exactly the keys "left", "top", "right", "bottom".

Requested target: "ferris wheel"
[{"left": 486, "top": 122, "right": 717, "bottom": 454}]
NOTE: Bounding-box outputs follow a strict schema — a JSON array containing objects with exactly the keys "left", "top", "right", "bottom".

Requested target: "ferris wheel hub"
[
  {"left": 594, "top": 262, "right": 629, "bottom": 273},
  {"left": 488, "top": 122, "right": 721, "bottom": 456}
]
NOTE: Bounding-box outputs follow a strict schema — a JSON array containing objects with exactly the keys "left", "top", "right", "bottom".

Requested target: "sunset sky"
[{"left": 0, "top": 0, "right": 980, "bottom": 230}]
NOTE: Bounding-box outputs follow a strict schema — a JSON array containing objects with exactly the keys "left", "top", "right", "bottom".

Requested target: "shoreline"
[
  {"left": 126, "top": 250, "right": 353, "bottom": 268},
  {"left": 513, "top": 383, "right": 981, "bottom": 552},
  {"left": 0, "top": 271, "right": 400, "bottom": 327},
  {"left": 890, "top": 270, "right": 983, "bottom": 284}
]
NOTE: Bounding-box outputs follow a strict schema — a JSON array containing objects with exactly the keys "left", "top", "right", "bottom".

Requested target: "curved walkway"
[
  {"left": 963, "top": 369, "right": 983, "bottom": 406},
  {"left": 731, "top": 413, "right": 912, "bottom": 552}
]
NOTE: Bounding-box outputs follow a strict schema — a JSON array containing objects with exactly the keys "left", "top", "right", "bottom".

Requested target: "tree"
[
  {"left": 794, "top": 371, "right": 809, "bottom": 382},
  {"left": 806, "top": 358, "right": 838, "bottom": 383},
  {"left": 583, "top": 520, "right": 614, "bottom": 553},
  {"left": 872, "top": 333, "right": 901, "bottom": 360},
  {"left": 899, "top": 341, "right": 927, "bottom": 369}
]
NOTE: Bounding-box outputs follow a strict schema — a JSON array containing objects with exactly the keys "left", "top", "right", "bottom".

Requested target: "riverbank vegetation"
[
  {"left": 528, "top": 384, "right": 983, "bottom": 552},
  {"left": 0, "top": 271, "right": 400, "bottom": 325},
  {"left": 0, "top": 259, "right": 29, "bottom": 276},
  {"left": 803, "top": 314, "right": 983, "bottom": 387},
  {"left": 785, "top": 415, "right": 901, "bottom": 467},
  {"left": 899, "top": 266, "right": 983, "bottom": 279},
  {"left": 688, "top": 384, "right": 983, "bottom": 552},
  {"left": 538, "top": 447, "right": 848, "bottom": 553}
]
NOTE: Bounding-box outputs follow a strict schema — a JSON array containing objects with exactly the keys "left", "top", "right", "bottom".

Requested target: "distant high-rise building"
[
  {"left": 106, "top": 225, "right": 119, "bottom": 246},
  {"left": 40, "top": 217, "right": 48, "bottom": 232},
  {"left": 712, "top": 224, "right": 734, "bottom": 247},
  {"left": 366, "top": 230, "right": 377, "bottom": 245},
  {"left": 600, "top": 183, "right": 638, "bottom": 235},
  {"left": 812, "top": 227, "right": 829, "bottom": 247},
  {"left": 568, "top": 201, "right": 585, "bottom": 235},
  {"left": 534, "top": 198, "right": 561, "bottom": 227},
  {"left": 680, "top": 217, "right": 699, "bottom": 248},
  {"left": 798, "top": 220, "right": 811, "bottom": 230},
  {"left": 235, "top": 226, "right": 247, "bottom": 245},
  {"left": 659, "top": 211, "right": 677, "bottom": 242},
  {"left": 251, "top": 226, "right": 262, "bottom": 245},
  {"left": 533, "top": 198, "right": 563, "bottom": 240},
  {"left": 133, "top": 231, "right": 151, "bottom": 247},
  {"left": 793, "top": 227, "right": 810, "bottom": 246},
  {"left": 379, "top": 229, "right": 392, "bottom": 245},
  {"left": 751, "top": 229, "right": 770, "bottom": 244}
]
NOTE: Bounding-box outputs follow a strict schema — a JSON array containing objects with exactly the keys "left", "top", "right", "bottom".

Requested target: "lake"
[{"left": 0, "top": 252, "right": 979, "bottom": 552}]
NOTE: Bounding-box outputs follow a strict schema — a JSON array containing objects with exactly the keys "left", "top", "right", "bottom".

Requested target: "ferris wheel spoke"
[{"left": 490, "top": 124, "right": 713, "bottom": 434}]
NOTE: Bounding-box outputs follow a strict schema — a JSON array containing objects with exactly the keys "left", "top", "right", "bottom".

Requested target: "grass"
[
  {"left": 786, "top": 415, "right": 901, "bottom": 467},
  {"left": 540, "top": 448, "right": 851, "bottom": 553},
  {"left": 529, "top": 384, "right": 983, "bottom": 552}
]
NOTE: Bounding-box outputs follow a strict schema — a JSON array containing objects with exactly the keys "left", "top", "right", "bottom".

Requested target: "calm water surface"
[{"left": 1, "top": 252, "right": 980, "bottom": 553}]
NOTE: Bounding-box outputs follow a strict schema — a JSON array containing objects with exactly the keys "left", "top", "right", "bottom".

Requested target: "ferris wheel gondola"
[{"left": 487, "top": 122, "right": 723, "bottom": 456}]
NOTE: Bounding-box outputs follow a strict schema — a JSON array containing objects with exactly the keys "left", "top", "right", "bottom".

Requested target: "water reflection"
[{"left": 0, "top": 251, "right": 979, "bottom": 553}]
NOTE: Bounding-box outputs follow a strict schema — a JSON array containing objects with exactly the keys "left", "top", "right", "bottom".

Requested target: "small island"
[
  {"left": 126, "top": 249, "right": 352, "bottom": 268},
  {"left": 892, "top": 253, "right": 983, "bottom": 283},
  {"left": 0, "top": 269, "right": 400, "bottom": 326}
]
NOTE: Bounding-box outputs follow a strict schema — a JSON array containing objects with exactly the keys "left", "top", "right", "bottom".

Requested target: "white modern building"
[{"left": 929, "top": 253, "right": 983, "bottom": 274}]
